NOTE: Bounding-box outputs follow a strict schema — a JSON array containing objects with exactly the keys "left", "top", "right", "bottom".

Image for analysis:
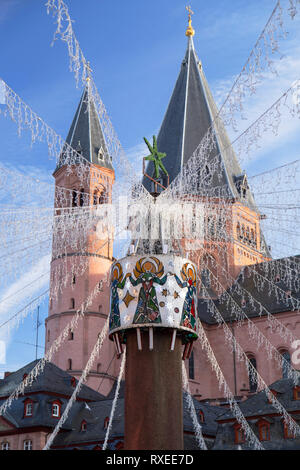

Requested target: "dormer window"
[
  {"left": 283, "top": 420, "right": 295, "bottom": 439},
  {"left": 199, "top": 410, "right": 205, "bottom": 423},
  {"left": 24, "top": 398, "right": 34, "bottom": 417},
  {"left": 267, "top": 389, "right": 278, "bottom": 404},
  {"left": 293, "top": 386, "right": 300, "bottom": 400},
  {"left": 71, "top": 377, "right": 76, "bottom": 388},
  {"left": 52, "top": 400, "right": 61, "bottom": 418},
  {"left": 257, "top": 419, "right": 270, "bottom": 441},
  {"left": 81, "top": 420, "right": 87, "bottom": 432},
  {"left": 103, "top": 416, "right": 110, "bottom": 429},
  {"left": 234, "top": 423, "right": 245, "bottom": 444},
  {"left": 97, "top": 146, "right": 104, "bottom": 162}
]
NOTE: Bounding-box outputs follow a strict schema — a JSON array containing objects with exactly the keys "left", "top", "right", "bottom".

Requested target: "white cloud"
[{"left": 0, "top": 254, "right": 50, "bottom": 346}]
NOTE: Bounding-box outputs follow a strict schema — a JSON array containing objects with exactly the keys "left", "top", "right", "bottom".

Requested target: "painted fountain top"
[{"left": 109, "top": 254, "right": 199, "bottom": 342}]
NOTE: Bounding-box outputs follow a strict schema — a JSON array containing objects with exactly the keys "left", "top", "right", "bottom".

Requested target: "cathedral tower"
[
  {"left": 143, "top": 27, "right": 270, "bottom": 287},
  {"left": 45, "top": 83, "right": 118, "bottom": 394}
]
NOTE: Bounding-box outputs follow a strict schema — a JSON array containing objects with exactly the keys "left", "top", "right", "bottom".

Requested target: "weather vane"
[{"left": 185, "top": 5, "right": 195, "bottom": 37}]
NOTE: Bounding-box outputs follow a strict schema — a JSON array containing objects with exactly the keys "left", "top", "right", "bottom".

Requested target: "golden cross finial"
[
  {"left": 85, "top": 61, "right": 93, "bottom": 81},
  {"left": 185, "top": 5, "right": 195, "bottom": 37}
]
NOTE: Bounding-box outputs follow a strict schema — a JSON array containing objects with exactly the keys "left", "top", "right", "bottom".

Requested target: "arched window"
[
  {"left": 79, "top": 189, "right": 84, "bottom": 207},
  {"left": 237, "top": 222, "right": 241, "bottom": 238},
  {"left": 67, "top": 358, "right": 72, "bottom": 370},
  {"left": 1, "top": 441, "right": 10, "bottom": 450},
  {"left": 201, "top": 268, "right": 211, "bottom": 288},
  {"left": 72, "top": 190, "right": 77, "bottom": 207},
  {"left": 280, "top": 350, "right": 291, "bottom": 379},
  {"left": 99, "top": 190, "right": 107, "bottom": 204},
  {"left": 23, "top": 440, "right": 32, "bottom": 451},
  {"left": 68, "top": 329, "right": 74, "bottom": 341},
  {"left": 51, "top": 401, "right": 61, "bottom": 418},
  {"left": 103, "top": 416, "right": 110, "bottom": 429},
  {"left": 93, "top": 191, "right": 98, "bottom": 205},
  {"left": 81, "top": 420, "right": 87, "bottom": 432},
  {"left": 247, "top": 355, "right": 257, "bottom": 393},
  {"left": 70, "top": 298, "right": 75, "bottom": 309},
  {"left": 189, "top": 351, "right": 195, "bottom": 380},
  {"left": 72, "top": 274, "right": 76, "bottom": 285}
]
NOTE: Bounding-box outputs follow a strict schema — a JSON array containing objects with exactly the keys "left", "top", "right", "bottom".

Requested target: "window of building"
[
  {"left": 81, "top": 420, "right": 87, "bottom": 432},
  {"left": 67, "top": 358, "right": 72, "bottom": 370},
  {"left": 23, "top": 440, "right": 32, "bottom": 450},
  {"left": 199, "top": 410, "right": 205, "bottom": 423},
  {"left": 70, "top": 298, "right": 75, "bottom": 309},
  {"left": 293, "top": 386, "right": 300, "bottom": 400},
  {"left": 115, "top": 441, "right": 124, "bottom": 450},
  {"left": 79, "top": 188, "right": 84, "bottom": 207},
  {"left": 68, "top": 329, "right": 74, "bottom": 341},
  {"left": 71, "top": 377, "right": 76, "bottom": 388},
  {"left": 189, "top": 351, "right": 195, "bottom": 380},
  {"left": 267, "top": 389, "right": 278, "bottom": 404},
  {"left": 258, "top": 420, "right": 270, "bottom": 441},
  {"left": 99, "top": 191, "right": 107, "bottom": 204},
  {"left": 72, "top": 190, "right": 77, "bottom": 207},
  {"left": 97, "top": 146, "right": 104, "bottom": 162},
  {"left": 52, "top": 401, "right": 61, "bottom": 418},
  {"left": 234, "top": 424, "right": 245, "bottom": 444},
  {"left": 247, "top": 356, "right": 258, "bottom": 393},
  {"left": 23, "top": 373, "right": 28, "bottom": 381},
  {"left": 280, "top": 350, "right": 291, "bottom": 379},
  {"left": 24, "top": 399, "right": 33, "bottom": 417},
  {"left": 283, "top": 420, "right": 295, "bottom": 439},
  {"left": 72, "top": 274, "right": 76, "bottom": 285},
  {"left": 1, "top": 442, "right": 10, "bottom": 450},
  {"left": 201, "top": 268, "right": 211, "bottom": 288},
  {"left": 104, "top": 417, "right": 110, "bottom": 429}
]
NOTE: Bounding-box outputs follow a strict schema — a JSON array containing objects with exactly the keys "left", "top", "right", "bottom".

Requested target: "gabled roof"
[
  {"left": 0, "top": 360, "right": 104, "bottom": 402},
  {"left": 56, "top": 84, "right": 113, "bottom": 171},
  {"left": 142, "top": 36, "right": 257, "bottom": 211}
]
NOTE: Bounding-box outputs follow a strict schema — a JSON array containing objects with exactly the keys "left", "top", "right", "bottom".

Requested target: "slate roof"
[
  {"left": 56, "top": 84, "right": 113, "bottom": 171},
  {"left": 51, "top": 383, "right": 224, "bottom": 449},
  {"left": 198, "top": 255, "right": 300, "bottom": 325},
  {"left": 0, "top": 359, "right": 104, "bottom": 401},
  {"left": 142, "top": 36, "right": 257, "bottom": 212},
  {"left": 213, "top": 378, "right": 300, "bottom": 450}
]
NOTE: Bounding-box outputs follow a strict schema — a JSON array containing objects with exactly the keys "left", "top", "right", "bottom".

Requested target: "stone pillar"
[{"left": 124, "top": 329, "right": 183, "bottom": 450}]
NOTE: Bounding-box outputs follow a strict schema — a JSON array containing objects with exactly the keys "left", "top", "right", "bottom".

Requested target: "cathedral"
[{"left": 0, "top": 17, "right": 300, "bottom": 450}]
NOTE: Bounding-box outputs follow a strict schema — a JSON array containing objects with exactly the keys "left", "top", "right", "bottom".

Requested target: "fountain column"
[{"left": 108, "top": 254, "right": 198, "bottom": 450}]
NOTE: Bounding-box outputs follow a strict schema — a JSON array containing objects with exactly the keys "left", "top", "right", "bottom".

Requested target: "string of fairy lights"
[{"left": 0, "top": 0, "right": 299, "bottom": 450}]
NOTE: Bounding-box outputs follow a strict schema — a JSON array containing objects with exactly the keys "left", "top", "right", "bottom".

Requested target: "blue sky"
[{"left": 0, "top": 0, "right": 300, "bottom": 375}]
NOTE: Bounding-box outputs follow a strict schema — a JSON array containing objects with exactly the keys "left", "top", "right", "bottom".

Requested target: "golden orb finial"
[
  {"left": 185, "top": 5, "right": 195, "bottom": 37},
  {"left": 85, "top": 61, "right": 93, "bottom": 82}
]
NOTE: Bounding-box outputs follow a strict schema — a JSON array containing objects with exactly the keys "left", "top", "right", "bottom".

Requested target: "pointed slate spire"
[
  {"left": 57, "top": 84, "right": 113, "bottom": 171},
  {"left": 143, "top": 35, "right": 256, "bottom": 210}
]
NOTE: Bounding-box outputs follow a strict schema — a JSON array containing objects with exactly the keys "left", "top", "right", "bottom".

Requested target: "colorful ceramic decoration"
[{"left": 108, "top": 255, "right": 199, "bottom": 343}]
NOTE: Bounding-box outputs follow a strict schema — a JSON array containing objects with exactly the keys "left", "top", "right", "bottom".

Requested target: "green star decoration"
[{"left": 144, "top": 136, "right": 168, "bottom": 180}]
